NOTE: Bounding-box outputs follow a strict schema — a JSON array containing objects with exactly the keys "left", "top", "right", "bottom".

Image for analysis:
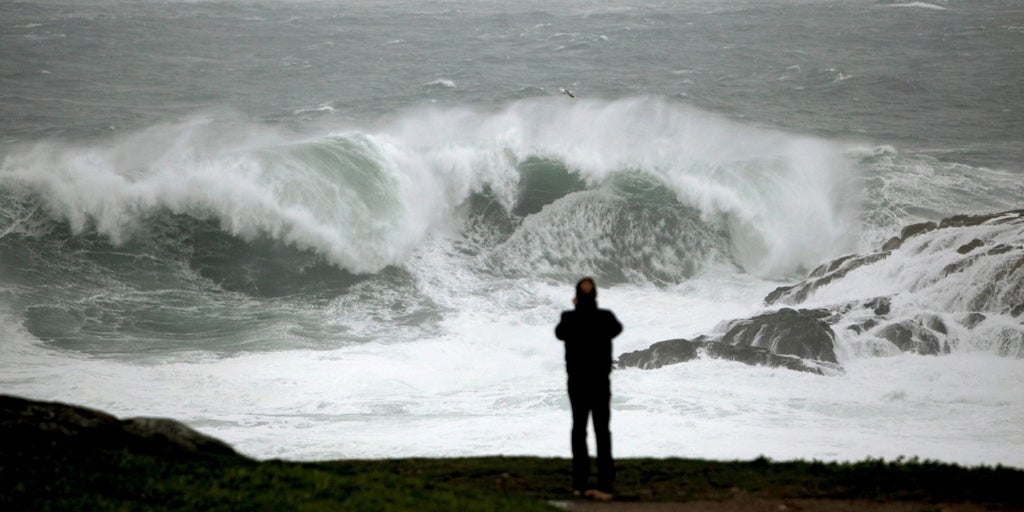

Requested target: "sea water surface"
[{"left": 2, "top": 0, "right": 1023, "bottom": 466}]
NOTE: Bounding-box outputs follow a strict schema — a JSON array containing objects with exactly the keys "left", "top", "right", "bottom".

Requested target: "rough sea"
[{"left": 2, "top": 0, "right": 1023, "bottom": 466}]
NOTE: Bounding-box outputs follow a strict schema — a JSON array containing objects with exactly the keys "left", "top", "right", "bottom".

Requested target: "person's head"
[{"left": 573, "top": 277, "right": 597, "bottom": 308}]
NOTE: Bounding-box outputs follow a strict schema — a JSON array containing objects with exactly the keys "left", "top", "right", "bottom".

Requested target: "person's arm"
[
  {"left": 606, "top": 311, "right": 623, "bottom": 339},
  {"left": 555, "top": 312, "right": 571, "bottom": 341}
]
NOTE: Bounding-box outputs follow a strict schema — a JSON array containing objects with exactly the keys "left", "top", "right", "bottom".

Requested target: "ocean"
[{"left": 2, "top": 0, "right": 1023, "bottom": 466}]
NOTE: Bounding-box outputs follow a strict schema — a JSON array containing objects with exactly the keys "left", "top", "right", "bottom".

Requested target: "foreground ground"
[{"left": 2, "top": 395, "right": 1023, "bottom": 511}]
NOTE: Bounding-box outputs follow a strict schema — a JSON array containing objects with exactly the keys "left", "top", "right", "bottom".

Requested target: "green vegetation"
[
  {"left": 1, "top": 440, "right": 551, "bottom": 511},
  {"left": 320, "top": 456, "right": 1024, "bottom": 506},
  {"left": 5, "top": 439, "right": 1024, "bottom": 511}
]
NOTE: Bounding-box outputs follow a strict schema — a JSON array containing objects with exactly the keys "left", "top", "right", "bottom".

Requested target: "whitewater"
[{"left": 2, "top": 0, "right": 1023, "bottom": 467}]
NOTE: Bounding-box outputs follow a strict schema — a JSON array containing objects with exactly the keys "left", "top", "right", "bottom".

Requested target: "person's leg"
[
  {"left": 568, "top": 382, "right": 591, "bottom": 492},
  {"left": 592, "top": 378, "right": 614, "bottom": 493}
]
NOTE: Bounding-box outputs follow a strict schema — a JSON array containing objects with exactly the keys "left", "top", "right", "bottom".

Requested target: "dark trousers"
[{"left": 568, "top": 375, "right": 614, "bottom": 492}]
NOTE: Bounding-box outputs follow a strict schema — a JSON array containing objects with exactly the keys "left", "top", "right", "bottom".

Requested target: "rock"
[
  {"left": 121, "top": 417, "right": 237, "bottom": 456},
  {"left": 1012, "top": 304, "right": 1024, "bottom": 318},
  {"left": 616, "top": 337, "right": 840, "bottom": 375},
  {"left": 808, "top": 254, "right": 857, "bottom": 279},
  {"left": 876, "top": 320, "right": 949, "bottom": 355},
  {"left": 623, "top": 210, "right": 1024, "bottom": 374},
  {"left": 900, "top": 221, "right": 937, "bottom": 240},
  {"left": 719, "top": 308, "right": 838, "bottom": 363},
  {"left": 705, "top": 343, "right": 838, "bottom": 375},
  {"left": 939, "top": 210, "right": 1024, "bottom": 229},
  {"left": 881, "top": 236, "right": 903, "bottom": 251},
  {"left": 847, "top": 318, "right": 880, "bottom": 334},
  {"left": 942, "top": 254, "right": 980, "bottom": 277},
  {"left": 865, "top": 297, "right": 892, "bottom": 316},
  {"left": 924, "top": 315, "right": 948, "bottom": 335},
  {"left": 765, "top": 252, "right": 890, "bottom": 306},
  {"left": 1, "top": 394, "right": 120, "bottom": 438},
  {"left": 988, "top": 244, "right": 1015, "bottom": 256},
  {"left": 618, "top": 308, "right": 840, "bottom": 374},
  {"left": 0, "top": 395, "right": 237, "bottom": 457},
  {"left": 962, "top": 312, "right": 987, "bottom": 329},
  {"left": 957, "top": 239, "right": 985, "bottom": 254},
  {"left": 617, "top": 337, "right": 707, "bottom": 370}
]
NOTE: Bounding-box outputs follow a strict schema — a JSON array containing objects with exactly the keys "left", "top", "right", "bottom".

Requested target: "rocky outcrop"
[
  {"left": 764, "top": 252, "right": 890, "bottom": 306},
  {"left": 620, "top": 210, "right": 1024, "bottom": 375},
  {"left": 719, "top": 308, "right": 837, "bottom": 363},
  {"left": 618, "top": 308, "right": 842, "bottom": 375},
  {"left": 0, "top": 395, "right": 237, "bottom": 457}
]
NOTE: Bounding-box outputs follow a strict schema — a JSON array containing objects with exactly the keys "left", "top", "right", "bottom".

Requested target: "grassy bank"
[
  {"left": 4, "top": 442, "right": 1024, "bottom": 511},
  {"left": 3, "top": 395, "right": 1022, "bottom": 511}
]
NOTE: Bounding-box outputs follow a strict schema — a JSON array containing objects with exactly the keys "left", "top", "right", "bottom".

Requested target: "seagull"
[{"left": 559, "top": 87, "right": 575, "bottom": 99}]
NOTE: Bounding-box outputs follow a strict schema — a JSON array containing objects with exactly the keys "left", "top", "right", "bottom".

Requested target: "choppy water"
[{"left": 2, "top": 0, "right": 1023, "bottom": 466}]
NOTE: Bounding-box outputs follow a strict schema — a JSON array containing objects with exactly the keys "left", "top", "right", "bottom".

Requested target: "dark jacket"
[{"left": 555, "top": 305, "right": 623, "bottom": 378}]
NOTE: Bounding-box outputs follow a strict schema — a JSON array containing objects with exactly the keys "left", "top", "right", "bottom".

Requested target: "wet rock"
[
  {"left": 616, "top": 337, "right": 839, "bottom": 375},
  {"left": 957, "top": 239, "right": 985, "bottom": 254},
  {"left": 900, "top": 221, "right": 937, "bottom": 240},
  {"left": 719, "top": 308, "right": 837, "bottom": 363},
  {"left": 865, "top": 297, "right": 892, "bottom": 316},
  {"left": 942, "top": 255, "right": 980, "bottom": 277},
  {"left": 765, "top": 252, "right": 890, "bottom": 306},
  {"left": 988, "top": 244, "right": 1015, "bottom": 256},
  {"left": 617, "top": 337, "right": 707, "bottom": 370},
  {"left": 618, "top": 308, "right": 839, "bottom": 374},
  {"left": 1012, "top": 304, "right": 1024, "bottom": 318},
  {"left": 847, "top": 318, "right": 880, "bottom": 335},
  {"left": 924, "top": 315, "right": 948, "bottom": 335},
  {"left": 962, "top": 312, "right": 987, "bottom": 329},
  {"left": 0, "top": 395, "right": 236, "bottom": 457},
  {"left": 939, "top": 211, "right": 1023, "bottom": 229},
  {"left": 881, "top": 236, "right": 903, "bottom": 251},
  {"left": 876, "top": 320, "right": 949, "bottom": 355}
]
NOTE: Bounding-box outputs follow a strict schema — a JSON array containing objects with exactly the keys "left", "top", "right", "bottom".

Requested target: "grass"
[{"left": 3, "top": 435, "right": 1024, "bottom": 511}]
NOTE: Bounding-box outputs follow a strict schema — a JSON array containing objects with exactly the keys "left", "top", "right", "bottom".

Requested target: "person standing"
[{"left": 555, "top": 277, "right": 622, "bottom": 500}]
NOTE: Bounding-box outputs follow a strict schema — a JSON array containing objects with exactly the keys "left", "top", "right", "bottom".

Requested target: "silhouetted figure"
[{"left": 555, "top": 277, "right": 622, "bottom": 498}]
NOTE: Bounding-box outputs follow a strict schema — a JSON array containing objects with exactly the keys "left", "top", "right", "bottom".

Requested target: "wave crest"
[{"left": 2, "top": 98, "right": 863, "bottom": 278}]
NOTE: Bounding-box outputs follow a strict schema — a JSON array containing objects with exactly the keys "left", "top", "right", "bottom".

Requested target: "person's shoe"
[{"left": 584, "top": 489, "right": 613, "bottom": 502}]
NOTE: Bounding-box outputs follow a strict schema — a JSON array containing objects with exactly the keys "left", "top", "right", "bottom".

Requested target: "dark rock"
[
  {"left": 0, "top": 395, "right": 237, "bottom": 457},
  {"left": 942, "top": 255, "right": 980, "bottom": 277},
  {"left": 865, "top": 297, "right": 892, "bottom": 316},
  {"left": 900, "top": 221, "right": 937, "bottom": 240},
  {"left": 957, "top": 239, "right": 985, "bottom": 254},
  {"left": 1012, "top": 304, "right": 1024, "bottom": 318},
  {"left": 121, "top": 417, "right": 237, "bottom": 456},
  {"left": 962, "top": 312, "right": 987, "bottom": 329},
  {"left": 1, "top": 394, "right": 119, "bottom": 438},
  {"left": 939, "top": 211, "right": 1023, "bottom": 229},
  {"left": 847, "top": 318, "right": 880, "bottom": 334},
  {"left": 876, "top": 321, "right": 948, "bottom": 355},
  {"left": 616, "top": 337, "right": 840, "bottom": 375},
  {"left": 925, "top": 315, "right": 948, "bottom": 335},
  {"left": 764, "top": 252, "right": 890, "bottom": 306},
  {"left": 617, "top": 308, "right": 841, "bottom": 374},
  {"left": 720, "top": 308, "right": 838, "bottom": 363},
  {"left": 764, "top": 284, "right": 798, "bottom": 306},
  {"left": 881, "top": 236, "right": 903, "bottom": 251},
  {"left": 988, "top": 244, "right": 1015, "bottom": 256},
  {"left": 704, "top": 344, "right": 839, "bottom": 375},
  {"left": 617, "top": 337, "right": 706, "bottom": 370},
  {"left": 808, "top": 254, "right": 857, "bottom": 279}
]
